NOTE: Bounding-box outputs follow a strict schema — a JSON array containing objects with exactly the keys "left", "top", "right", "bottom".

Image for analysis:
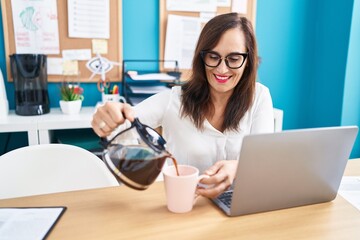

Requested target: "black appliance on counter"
[{"left": 10, "top": 54, "right": 50, "bottom": 116}]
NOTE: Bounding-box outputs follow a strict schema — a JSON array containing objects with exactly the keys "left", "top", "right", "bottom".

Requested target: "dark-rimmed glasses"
[{"left": 200, "top": 51, "right": 248, "bottom": 69}]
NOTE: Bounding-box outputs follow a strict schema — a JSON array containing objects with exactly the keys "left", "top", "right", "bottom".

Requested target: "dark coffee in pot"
[{"left": 104, "top": 145, "right": 179, "bottom": 190}]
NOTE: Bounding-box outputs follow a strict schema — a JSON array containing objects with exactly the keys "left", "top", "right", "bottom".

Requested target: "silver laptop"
[{"left": 212, "top": 126, "right": 358, "bottom": 217}]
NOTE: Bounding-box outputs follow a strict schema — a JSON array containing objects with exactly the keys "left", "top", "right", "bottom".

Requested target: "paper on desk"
[
  {"left": 0, "top": 207, "right": 66, "bottom": 240},
  {"left": 339, "top": 176, "right": 360, "bottom": 211},
  {"left": 129, "top": 73, "right": 176, "bottom": 81}
]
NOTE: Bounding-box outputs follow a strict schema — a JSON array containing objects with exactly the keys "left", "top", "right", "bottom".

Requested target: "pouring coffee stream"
[{"left": 101, "top": 118, "right": 179, "bottom": 190}]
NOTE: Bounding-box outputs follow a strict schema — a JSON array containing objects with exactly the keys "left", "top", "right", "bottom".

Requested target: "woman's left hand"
[{"left": 197, "top": 160, "right": 238, "bottom": 198}]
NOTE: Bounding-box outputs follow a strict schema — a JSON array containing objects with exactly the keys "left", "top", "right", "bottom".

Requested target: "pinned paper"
[
  {"left": 164, "top": 15, "right": 201, "bottom": 69},
  {"left": 68, "top": 0, "right": 110, "bottom": 39},
  {"left": 232, "top": 0, "right": 248, "bottom": 14},
  {"left": 86, "top": 53, "right": 120, "bottom": 81},
  {"left": 47, "top": 57, "right": 63, "bottom": 75},
  {"left": 166, "top": 0, "right": 217, "bottom": 12},
  {"left": 62, "top": 49, "right": 91, "bottom": 61},
  {"left": 217, "top": 0, "right": 231, "bottom": 7},
  {"left": 92, "top": 39, "right": 108, "bottom": 54},
  {"left": 200, "top": 12, "right": 216, "bottom": 23},
  {"left": 11, "top": 0, "right": 60, "bottom": 54},
  {"left": 63, "top": 60, "right": 79, "bottom": 75}
]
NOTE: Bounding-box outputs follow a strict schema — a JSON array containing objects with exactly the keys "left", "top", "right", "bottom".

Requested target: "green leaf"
[{"left": 60, "top": 82, "right": 84, "bottom": 101}]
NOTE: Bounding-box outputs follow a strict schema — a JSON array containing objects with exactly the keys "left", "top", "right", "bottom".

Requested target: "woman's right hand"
[{"left": 91, "top": 102, "right": 135, "bottom": 137}]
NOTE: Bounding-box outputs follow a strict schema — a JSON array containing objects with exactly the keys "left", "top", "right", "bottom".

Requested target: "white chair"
[
  {"left": 273, "top": 108, "right": 284, "bottom": 132},
  {"left": 0, "top": 144, "right": 119, "bottom": 199}
]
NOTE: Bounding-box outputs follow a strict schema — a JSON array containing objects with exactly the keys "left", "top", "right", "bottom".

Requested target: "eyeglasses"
[{"left": 200, "top": 51, "right": 248, "bottom": 69}]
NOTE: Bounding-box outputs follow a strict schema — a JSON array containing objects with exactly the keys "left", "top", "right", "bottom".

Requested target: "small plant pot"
[{"left": 59, "top": 100, "right": 82, "bottom": 115}]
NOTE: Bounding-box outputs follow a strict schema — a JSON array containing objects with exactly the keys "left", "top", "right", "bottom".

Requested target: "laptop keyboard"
[{"left": 218, "top": 191, "right": 233, "bottom": 208}]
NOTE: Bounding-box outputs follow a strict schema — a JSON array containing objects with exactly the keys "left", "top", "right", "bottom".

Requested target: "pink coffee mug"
[{"left": 162, "top": 165, "right": 208, "bottom": 213}]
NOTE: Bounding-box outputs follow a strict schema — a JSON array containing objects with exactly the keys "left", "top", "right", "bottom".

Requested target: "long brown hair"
[{"left": 181, "top": 13, "right": 258, "bottom": 131}]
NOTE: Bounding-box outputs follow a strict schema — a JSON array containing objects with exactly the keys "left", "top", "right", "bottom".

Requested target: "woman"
[{"left": 92, "top": 13, "right": 274, "bottom": 198}]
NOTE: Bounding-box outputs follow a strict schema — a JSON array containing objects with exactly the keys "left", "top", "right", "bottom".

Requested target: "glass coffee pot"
[{"left": 101, "top": 118, "right": 170, "bottom": 190}]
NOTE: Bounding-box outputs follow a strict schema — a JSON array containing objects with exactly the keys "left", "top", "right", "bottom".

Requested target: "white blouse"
[{"left": 129, "top": 82, "right": 274, "bottom": 174}]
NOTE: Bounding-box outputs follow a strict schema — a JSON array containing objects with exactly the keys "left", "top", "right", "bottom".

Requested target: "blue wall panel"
[
  {"left": 256, "top": 0, "right": 310, "bottom": 129},
  {"left": 256, "top": 0, "right": 359, "bottom": 157},
  {"left": 123, "top": 0, "right": 159, "bottom": 61},
  {"left": 309, "top": 0, "right": 353, "bottom": 127},
  {"left": 342, "top": 0, "right": 360, "bottom": 158}
]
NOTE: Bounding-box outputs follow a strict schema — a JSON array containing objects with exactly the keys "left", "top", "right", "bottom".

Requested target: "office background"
[{"left": 0, "top": 0, "right": 359, "bottom": 158}]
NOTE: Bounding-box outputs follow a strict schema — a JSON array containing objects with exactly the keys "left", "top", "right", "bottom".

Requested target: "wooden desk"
[{"left": 1, "top": 160, "right": 360, "bottom": 240}]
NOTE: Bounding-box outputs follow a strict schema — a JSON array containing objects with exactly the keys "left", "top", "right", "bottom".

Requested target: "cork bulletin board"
[
  {"left": 1, "top": 0, "right": 122, "bottom": 82},
  {"left": 159, "top": 0, "right": 257, "bottom": 80}
]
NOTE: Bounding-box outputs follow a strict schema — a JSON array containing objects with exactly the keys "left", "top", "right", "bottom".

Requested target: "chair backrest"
[
  {"left": 0, "top": 144, "right": 119, "bottom": 199},
  {"left": 273, "top": 108, "right": 284, "bottom": 132}
]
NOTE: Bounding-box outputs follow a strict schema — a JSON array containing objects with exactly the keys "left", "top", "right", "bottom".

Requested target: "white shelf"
[
  {"left": 0, "top": 112, "right": 39, "bottom": 145},
  {"left": 0, "top": 107, "right": 96, "bottom": 145}
]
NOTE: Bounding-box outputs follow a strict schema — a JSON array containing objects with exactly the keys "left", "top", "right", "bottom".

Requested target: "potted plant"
[{"left": 59, "top": 82, "right": 84, "bottom": 114}]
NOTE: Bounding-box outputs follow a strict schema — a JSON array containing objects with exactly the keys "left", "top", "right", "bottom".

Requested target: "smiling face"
[
  {"left": 204, "top": 28, "right": 247, "bottom": 98},
  {"left": 181, "top": 14, "right": 258, "bottom": 131}
]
